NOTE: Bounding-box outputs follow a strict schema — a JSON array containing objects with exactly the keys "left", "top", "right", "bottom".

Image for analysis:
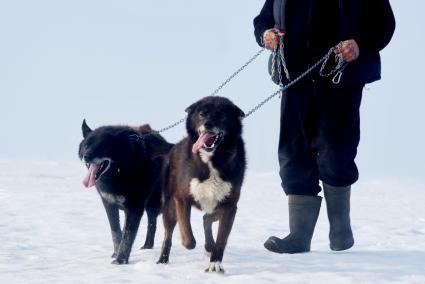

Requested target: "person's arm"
[
  {"left": 354, "top": 0, "right": 396, "bottom": 54},
  {"left": 253, "top": 0, "right": 275, "bottom": 47}
]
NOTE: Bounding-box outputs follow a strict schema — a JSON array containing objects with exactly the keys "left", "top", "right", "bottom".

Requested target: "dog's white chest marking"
[
  {"left": 189, "top": 162, "right": 232, "bottom": 214},
  {"left": 99, "top": 191, "right": 126, "bottom": 206}
]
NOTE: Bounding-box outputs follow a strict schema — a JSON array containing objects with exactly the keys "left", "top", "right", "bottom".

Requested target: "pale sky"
[{"left": 1, "top": 1, "right": 424, "bottom": 181}]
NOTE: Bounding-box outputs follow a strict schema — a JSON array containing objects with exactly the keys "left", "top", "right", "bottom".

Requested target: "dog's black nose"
[{"left": 204, "top": 121, "right": 213, "bottom": 130}]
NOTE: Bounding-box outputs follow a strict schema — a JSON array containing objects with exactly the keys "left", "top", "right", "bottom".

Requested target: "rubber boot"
[
  {"left": 323, "top": 183, "right": 354, "bottom": 251},
  {"left": 264, "top": 195, "right": 322, "bottom": 254}
]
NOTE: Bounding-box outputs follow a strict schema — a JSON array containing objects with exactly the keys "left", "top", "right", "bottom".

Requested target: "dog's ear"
[
  {"left": 138, "top": 124, "right": 152, "bottom": 134},
  {"left": 234, "top": 105, "right": 245, "bottom": 119},
  {"left": 82, "top": 119, "right": 93, "bottom": 138},
  {"left": 185, "top": 102, "right": 197, "bottom": 113}
]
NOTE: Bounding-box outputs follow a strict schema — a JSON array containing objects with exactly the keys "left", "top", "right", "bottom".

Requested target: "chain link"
[
  {"left": 279, "top": 37, "right": 291, "bottom": 82},
  {"left": 155, "top": 117, "right": 187, "bottom": 134},
  {"left": 156, "top": 49, "right": 265, "bottom": 133},
  {"left": 271, "top": 42, "right": 279, "bottom": 84}
]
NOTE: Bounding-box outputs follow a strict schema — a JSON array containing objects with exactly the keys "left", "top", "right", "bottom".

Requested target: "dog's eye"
[{"left": 199, "top": 112, "right": 206, "bottom": 118}]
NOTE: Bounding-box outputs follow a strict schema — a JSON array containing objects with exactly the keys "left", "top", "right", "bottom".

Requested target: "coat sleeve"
[
  {"left": 253, "top": 0, "right": 275, "bottom": 47},
  {"left": 354, "top": 0, "right": 396, "bottom": 54}
]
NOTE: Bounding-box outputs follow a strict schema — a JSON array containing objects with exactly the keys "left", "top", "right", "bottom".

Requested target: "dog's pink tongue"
[
  {"left": 192, "top": 132, "right": 214, "bottom": 154},
  {"left": 82, "top": 164, "right": 98, "bottom": 188}
]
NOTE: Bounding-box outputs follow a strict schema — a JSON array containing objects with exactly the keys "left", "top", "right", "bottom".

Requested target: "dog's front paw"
[
  {"left": 205, "top": 261, "right": 224, "bottom": 273},
  {"left": 111, "top": 258, "right": 129, "bottom": 265},
  {"left": 157, "top": 255, "right": 169, "bottom": 264},
  {"left": 140, "top": 244, "right": 154, "bottom": 250}
]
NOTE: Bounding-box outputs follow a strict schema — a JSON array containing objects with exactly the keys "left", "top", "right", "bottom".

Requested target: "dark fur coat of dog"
[
  {"left": 157, "top": 96, "right": 246, "bottom": 273},
  {"left": 78, "top": 120, "right": 173, "bottom": 264}
]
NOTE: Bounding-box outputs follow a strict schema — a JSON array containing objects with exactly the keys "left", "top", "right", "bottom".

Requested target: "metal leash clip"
[
  {"left": 332, "top": 70, "right": 343, "bottom": 84},
  {"left": 319, "top": 43, "right": 347, "bottom": 85}
]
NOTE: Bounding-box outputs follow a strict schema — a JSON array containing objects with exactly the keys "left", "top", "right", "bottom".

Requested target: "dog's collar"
[
  {"left": 128, "top": 134, "right": 145, "bottom": 142},
  {"left": 128, "top": 133, "right": 154, "bottom": 143}
]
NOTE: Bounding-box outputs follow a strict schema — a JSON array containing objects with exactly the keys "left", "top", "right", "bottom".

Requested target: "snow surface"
[{"left": 1, "top": 160, "right": 424, "bottom": 284}]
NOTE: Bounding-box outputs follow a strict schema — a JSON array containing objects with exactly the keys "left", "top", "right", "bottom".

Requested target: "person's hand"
[
  {"left": 335, "top": 39, "right": 360, "bottom": 62},
  {"left": 263, "top": 28, "right": 284, "bottom": 51}
]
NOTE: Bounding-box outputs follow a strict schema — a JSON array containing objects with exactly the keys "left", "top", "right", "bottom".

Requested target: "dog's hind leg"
[
  {"left": 175, "top": 198, "right": 196, "bottom": 250},
  {"left": 157, "top": 199, "right": 177, "bottom": 264},
  {"left": 140, "top": 207, "right": 159, "bottom": 250},
  {"left": 112, "top": 209, "right": 143, "bottom": 265},
  {"left": 102, "top": 199, "right": 122, "bottom": 258},
  {"left": 203, "top": 213, "right": 219, "bottom": 254},
  {"left": 206, "top": 206, "right": 237, "bottom": 273}
]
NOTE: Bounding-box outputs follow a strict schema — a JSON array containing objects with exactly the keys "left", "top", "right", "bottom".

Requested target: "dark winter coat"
[{"left": 253, "top": 0, "right": 396, "bottom": 85}]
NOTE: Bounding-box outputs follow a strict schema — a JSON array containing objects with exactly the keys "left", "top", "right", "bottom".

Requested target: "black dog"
[
  {"left": 157, "top": 96, "right": 246, "bottom": 273},
  {"left": 78, "top": 120, "right": 173, "bottom": 264}
]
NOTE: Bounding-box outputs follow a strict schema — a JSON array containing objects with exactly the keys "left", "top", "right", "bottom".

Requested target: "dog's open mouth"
[
  {"left": 192, "top": 131, "right": 223, "bottom": 153},
  {"left": 82, "top": 158, "right": 111, "bottom": 188}
]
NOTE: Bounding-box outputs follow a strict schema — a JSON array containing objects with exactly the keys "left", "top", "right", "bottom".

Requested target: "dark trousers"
[{"left": 278, "top": 79, "right": 364, "bottom": 196}]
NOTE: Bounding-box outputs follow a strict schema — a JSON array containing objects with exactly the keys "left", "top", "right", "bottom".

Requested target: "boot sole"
[
  {"left": 330, "top": 239, "right": 354, "bottom": 251},
  {"left": 264, "top": 237, "right": 311, "bottom": 254}
]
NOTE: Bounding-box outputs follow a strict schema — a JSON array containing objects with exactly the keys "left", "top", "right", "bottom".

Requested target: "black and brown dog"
[
  {"left": 78, "top": 120, "right": 173, "bottom": 264},
  {"left": 157, "top": 96, "right": 246, "bottom": 273}
]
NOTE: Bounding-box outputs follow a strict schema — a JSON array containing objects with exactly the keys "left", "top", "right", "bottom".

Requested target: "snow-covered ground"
[{"left": 1, "top": 160, "right": 424, "bottom": 284}]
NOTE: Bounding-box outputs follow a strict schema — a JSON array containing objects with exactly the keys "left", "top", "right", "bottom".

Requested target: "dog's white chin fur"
[{"left": 199, "top": 148, "right": 214, "bottom": 163}]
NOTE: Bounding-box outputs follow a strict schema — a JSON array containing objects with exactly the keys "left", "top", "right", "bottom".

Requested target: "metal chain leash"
[
  {"left": 244, "top": 45, "right": 339, "bottom": 118},
  {"left": 271, "top": 36, "right": 291, "bottom": 84},
  {"left": 278, "top": 37, "right": 291, "bottom": 81},
  {"left": 157, "top": 42, "right": 346, "bottom": 131},
  {"left": 270, "top": 42, "right": 280, "bottom": 84},
  {"left": 156, "top": 49, "right": 265, "bottom": 133},
  {"left": 209, "top": 48, "right": 265, "bottom": 97},
  {"left": 155, "top": 117, "right": 187, "bottom": 134},
  {"left": 319, "top": 42, "right": 348, "bottom": 84}
]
